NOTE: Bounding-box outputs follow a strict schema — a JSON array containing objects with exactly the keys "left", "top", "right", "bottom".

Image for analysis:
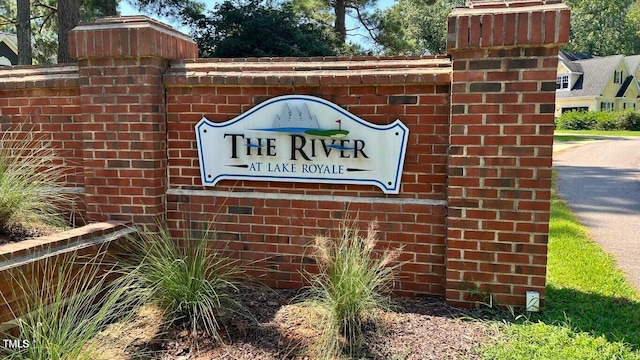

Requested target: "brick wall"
[
  {"left": 0, "top": 65, "right": 86, "bottom": 220},
  {"left": 0, "top": 222, "right": 134, "bottom": 325},
  {"left": 69, "top": 16, "right": 198, "bottom": 225},
  {"left": 0, "top": 0, "right": 570, "bottom": 308},
  {"left": 446, "top": 0, "right": 570, "bottom": 306},
  {"left": 164, "top": 58, "right": 451, "bottom": 294}
]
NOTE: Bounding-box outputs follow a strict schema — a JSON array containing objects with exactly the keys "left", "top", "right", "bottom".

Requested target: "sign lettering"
[{"left": 195, "top": 95, "right": 409, "bottom": 194}]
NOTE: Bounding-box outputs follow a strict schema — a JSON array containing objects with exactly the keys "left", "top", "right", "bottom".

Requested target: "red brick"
[
  {"left": 558, "top": 9, "right": 571, "bottom": 44},
  {"left": 493, "top": 13, "right": 505, "bottom": 46},
  {"left": 504, "top": 13, "right": 517, "bottom": 46},
  {"left": 458, "top": 15, "right": 469, "bottom": 48},
  {"left": 517, "top": 12, "right": 529, "bottom": 44},
  {"left": 481, "top": 14, "right": 493, "bottom": 47},
  {"left": 469, "top": 15, "right": 482, "bottom": 47},
  {"left": 544, "top": 10, "right": 556, "bottom": 44}
]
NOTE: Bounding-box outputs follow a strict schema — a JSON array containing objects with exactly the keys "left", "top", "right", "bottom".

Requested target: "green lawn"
[
  {"left": 553, "top": 135, "right": 597, "bottom": 142},
  {"left": 480, "top": 172, "right": 640, "bottom": 359},
  {"left": 555, "top": 129, "right": 640, "bottom": 137}
]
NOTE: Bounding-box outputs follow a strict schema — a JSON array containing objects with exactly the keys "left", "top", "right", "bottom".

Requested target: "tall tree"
[
  {"left": 564, "top": 0, "right": 637, "bottom": 56},
  {"left": 57, "top": 0, "right": 80, "bottom": 63},
  {"left": 190, "top": 0, "right": 338, "bottom": 58},
  {"left": 374, "top": 0, "right": 464, "bottom": 55},
  {"left": 0, "top": 0, "right": 120, "bottom": 64},
  {"left": 128, "top": 0, "right": 205, "bottom": 25},
  {"left": 17, "top": 0, "right": 32, "bottom": 64},
  {"left": 290, "top": 0, "right": 379, "bottom": 46}
]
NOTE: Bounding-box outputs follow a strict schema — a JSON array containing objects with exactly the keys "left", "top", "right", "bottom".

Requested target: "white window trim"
[
  {"left": 600, "top": 101, "right": 614, "bottom": 111},
  {"left": 556, "top": 74, "right": 570, "bottom": 90},
  {"left": 614, "top": 70, "right": 623, "bottom": 84}
]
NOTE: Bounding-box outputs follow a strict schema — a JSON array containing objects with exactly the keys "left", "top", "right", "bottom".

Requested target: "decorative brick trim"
[
  {"left": 447, "top": 1, "right": 570, "bottom": 50},
  {"left": 69, "top": 15, "right": 198, "bottom": 60},
  {"left": 164, "top": 57, "right": 452, "bottom": 86}
]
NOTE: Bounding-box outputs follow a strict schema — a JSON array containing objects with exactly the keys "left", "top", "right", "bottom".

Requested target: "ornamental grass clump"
[
  {"left": 0, "top": 247, "right": 142, "bottom": 360},
  {"left": 307, "top": 220, "right": 402, "bottom": 358},
  {"left": 0, "top": 129, "right": 70, "bottom": 230},
  {"left": 124, "top": 224, "right": 251, "bottom": 341}
]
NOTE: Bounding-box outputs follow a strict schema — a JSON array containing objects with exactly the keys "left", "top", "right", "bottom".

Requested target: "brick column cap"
[
  {"left": 447, "top": 0, "right": 570, "bottom": 51},
  {"left": 70, "top": 15, "right": 198, "bottom": 60}
]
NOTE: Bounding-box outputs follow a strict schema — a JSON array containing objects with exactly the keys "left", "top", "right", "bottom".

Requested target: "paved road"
[{"left": 554, "top": 137, "right": 640, "bottom": 290}]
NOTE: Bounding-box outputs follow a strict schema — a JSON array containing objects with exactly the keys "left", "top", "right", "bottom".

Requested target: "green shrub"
[
  {"left": 0, "top": 130, "right": 70, "bottom": 229},
  {"left": 556, "top": 111, "right": 597, "bottom": 130},
  {"left": 0, "top": 247, "right": 141, "bottom": 360},
  {"left": 614, "top": 110, "right": 640, "bottom": 131},
  {"left": 124, "top": 224, "right": 251, "bottom": 340},
  {"left": 305, "top": 220, "right": 402, "bottom": 358},
  {"left": 594, "top": 111, "right": 617, "bottom": 130}
]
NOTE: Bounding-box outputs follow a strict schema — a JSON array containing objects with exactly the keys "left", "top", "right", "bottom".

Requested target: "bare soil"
[{"left": 89, "top": 289, "right": 495, "bottom": 360}]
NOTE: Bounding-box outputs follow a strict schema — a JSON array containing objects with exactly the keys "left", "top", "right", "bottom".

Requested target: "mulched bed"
[
  {"left": 115, "top": 289, "right": 495, "bottom": 360},
  {"left": 0, "top": 222, "right": 61, "bottom": 245}
]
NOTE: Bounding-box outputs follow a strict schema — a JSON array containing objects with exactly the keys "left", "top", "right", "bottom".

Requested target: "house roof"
[
  {"left": 0, "top": 32, "right": 17, "bottom": 52},
  {"left": 557, "top": 54, "right": 625, "bottom": 98},
  {"left": 625, "top": 55, "right": 640, "bottom": 74},
  {"left": 559, "top": 51, "right": 584, "bottom": 73},
  {"left": 560, "top": 50, "right": 593, "bottom": 61},
  {"left": 616, "top": 76, "right": 634, "bottom": 97}
]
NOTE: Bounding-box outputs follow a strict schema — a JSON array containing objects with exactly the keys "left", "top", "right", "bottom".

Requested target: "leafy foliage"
[
  {"left": 564, "top": 0, "right": 639, "bottom": 56},
  {"left": 305, "top": 220, "right": 402, "bottom": 358},
  {"left": 614, "top": 110, "right": 640, "bottom": 131},
  {"left": 557, "top": 110, "right": 640, "bottom": 131},
  {"left": 374, "top": 0, "right": 464, "bottom": 55},
  {"left": 190, "top": 0, "right": 338, "bottom": 58}
]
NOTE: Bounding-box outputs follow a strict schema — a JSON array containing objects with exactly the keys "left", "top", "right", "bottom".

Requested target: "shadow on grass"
[
  {"left": 534, "top": 286, "right": 640, "bottom": 351},
  {"left": 553, "top": 135, "right": 598, "bottom": 142}
]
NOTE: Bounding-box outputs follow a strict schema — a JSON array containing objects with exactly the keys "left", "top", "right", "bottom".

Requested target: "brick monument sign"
[{"left": 0, "top": 0, "right": 570, "bottom": 308}]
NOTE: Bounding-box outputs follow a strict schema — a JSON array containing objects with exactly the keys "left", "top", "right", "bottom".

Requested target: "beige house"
[
  {"left": 0, "top": 32, "right": 17, "bottom": 66},
  {"left": 555, "top": 51, "right": 640, "bottom": 117}
]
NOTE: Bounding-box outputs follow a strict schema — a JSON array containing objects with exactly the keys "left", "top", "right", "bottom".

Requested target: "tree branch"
[
  {"left": 33, "top": 1, "right": 58, "bottom": 12},
  {"left": 39, "top": 11, "right": 56, "bottom": 33},
  {"left": 0, "top": 13, "right": 55, "bottom": 27},
  {"left": 350, "top": 5, "right": 380, "bottom": 43}
]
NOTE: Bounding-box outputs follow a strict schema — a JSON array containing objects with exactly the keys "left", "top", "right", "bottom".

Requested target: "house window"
[
  {"left": 624, "top": 102, "right": 636, "bottom": 110},
  {"left": 561, "top": 106, "right": 589, "bottom": 113},
  {"left": 600, "top": 101, "right": 614, "bottom": 111},
  {"left": 556, "top": 75, "right": 569, "bottom": 90},
  {"left": 614, "top": 70, "right": 623, "bottom": 84}
]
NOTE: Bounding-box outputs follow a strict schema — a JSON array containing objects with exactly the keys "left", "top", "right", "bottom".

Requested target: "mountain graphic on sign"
[
  {"left": 274, "top": 103, "right": 319, "bottom": 128},
  {"left": 254, "top": 103, "right": 349, "bottom": 138}
]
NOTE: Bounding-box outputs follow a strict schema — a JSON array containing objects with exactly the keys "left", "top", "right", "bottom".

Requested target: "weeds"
[
  {"left": 123, "top": 224, "right": 252, "bottom": 341},
  {"left": 305, "top": 219, "right": 402, "bottom": 358},
  {"left": 0, "top": 246, "right": 142, "bottom": 360},
  {"left": 0, "top": 129, "right": 70, "bottom": 230}
]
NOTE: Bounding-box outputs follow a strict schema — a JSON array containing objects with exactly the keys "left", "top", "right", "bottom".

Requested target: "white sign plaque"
[{"left": 195, "top": 95, "right": 409, "bottom": 194}]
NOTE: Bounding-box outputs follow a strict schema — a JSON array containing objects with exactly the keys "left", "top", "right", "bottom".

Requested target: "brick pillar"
[
  {"left": 446, "top": 0, "right": 570, "bottom": 307},
  {"left": 70, "top": 16, "right": 198, "bottom": 224}
]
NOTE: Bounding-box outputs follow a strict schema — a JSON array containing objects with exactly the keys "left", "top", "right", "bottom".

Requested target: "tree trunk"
[
  {"left": 57, "top": 0, "right": 81, "bottom": 63},
  {"left": 334, "top": 0, "right": 347, "bottom": 43},
  {"left": 105, "top": 0, "right": 118, "bottom": 16},
  {"left": 17, "top": 0, "right": 32, "bottom": 65}
]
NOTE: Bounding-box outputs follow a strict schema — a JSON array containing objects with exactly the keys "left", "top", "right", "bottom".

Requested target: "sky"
[{"left": 118, "top": 0, "right": 396, "bottom": 50}]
